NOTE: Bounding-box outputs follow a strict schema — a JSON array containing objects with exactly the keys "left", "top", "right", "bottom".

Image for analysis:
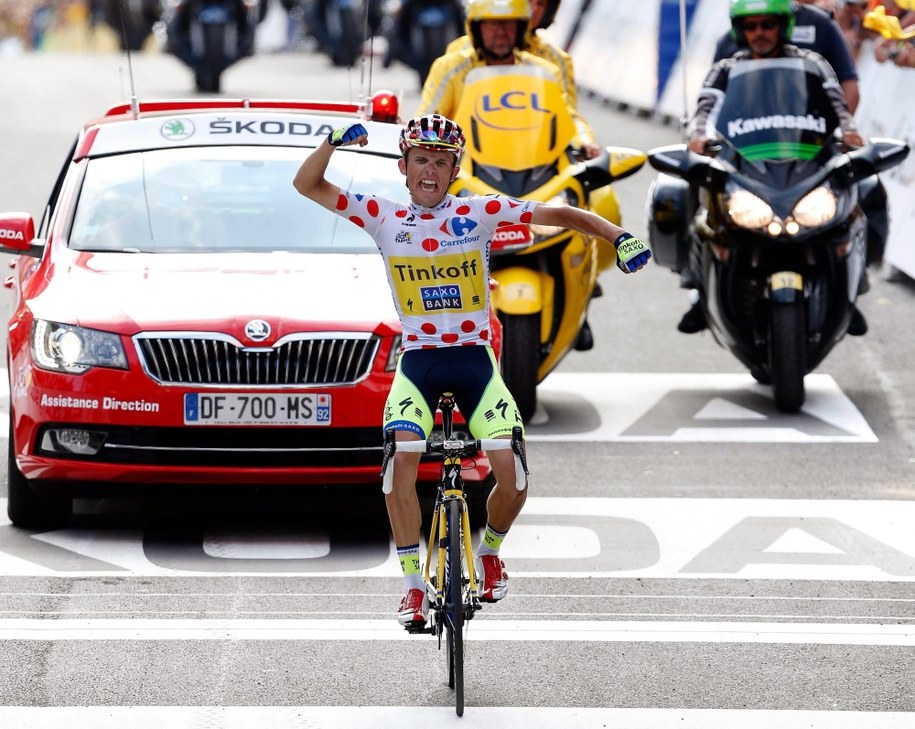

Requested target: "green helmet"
[{"left": 729, "top": 0, "right": 796, "bottom": 46}]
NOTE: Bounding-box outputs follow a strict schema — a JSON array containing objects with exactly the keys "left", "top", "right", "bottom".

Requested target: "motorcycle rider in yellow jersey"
[
  {"left": 439, "top": 0, "right": 601, "bottom": 160},
  {"left": 419, "top": 0, "right": 619, "bottom": 348},
  {"left": 293, "top": 115, "right": 651, "bottom": 629}
]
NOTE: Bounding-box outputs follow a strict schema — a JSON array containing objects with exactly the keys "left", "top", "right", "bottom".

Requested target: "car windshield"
[{"left": 68, "top": 146, "right": 409, "bottom": 254}]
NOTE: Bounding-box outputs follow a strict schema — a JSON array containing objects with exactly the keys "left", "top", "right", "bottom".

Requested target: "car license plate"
[{"left": 184, "top": 393, "right": 331, "bottom": 426}]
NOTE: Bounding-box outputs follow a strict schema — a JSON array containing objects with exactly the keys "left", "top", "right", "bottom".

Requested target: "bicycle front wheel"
[{"left": 445, "top": 498, "right": 465, "bottom": 716}]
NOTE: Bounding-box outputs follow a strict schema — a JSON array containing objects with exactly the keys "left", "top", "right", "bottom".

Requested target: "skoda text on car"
[{"left": 1, "top": 97, "right": 498, "bottom": 529}]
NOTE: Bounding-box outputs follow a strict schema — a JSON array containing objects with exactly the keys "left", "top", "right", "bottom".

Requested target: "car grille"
[{"left": 135, "top": 333, "right": 379, "bottom": 386}]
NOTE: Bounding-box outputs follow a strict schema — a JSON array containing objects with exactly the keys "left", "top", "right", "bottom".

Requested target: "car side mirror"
[{"left": 0, "top": 212, "right": 37, "bottom": 253}]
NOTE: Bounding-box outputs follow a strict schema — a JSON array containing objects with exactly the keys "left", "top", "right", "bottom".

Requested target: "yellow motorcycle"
[{"left": 450, "top": 65, "right": 645, "bottom": 421}]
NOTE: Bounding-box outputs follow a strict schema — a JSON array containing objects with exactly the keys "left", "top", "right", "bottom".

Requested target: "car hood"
[{"left": 39, "top": 251, "right": 400, "bottom": 339}]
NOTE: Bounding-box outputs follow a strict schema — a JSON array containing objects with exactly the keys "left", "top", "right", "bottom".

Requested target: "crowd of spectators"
[
  {"left": 2, "top": 0, "right": 913, "bottom": 68},
  {"left": 830, "top": 0, "right": 915, "bottom": 67}
]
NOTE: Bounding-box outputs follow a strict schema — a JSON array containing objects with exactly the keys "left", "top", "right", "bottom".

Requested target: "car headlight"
[
  {"left": 726, "top": 189, "right": 774, "bottom": 229},
  {"left": 791, "top": 186, "right": 837, "bottom": 227},
  {"left": 31, "top": 320, "right": 128, "bottom": 374}
]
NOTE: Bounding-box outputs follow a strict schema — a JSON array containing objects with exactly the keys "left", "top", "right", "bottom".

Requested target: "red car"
[{"left": 1, "top": 97, "right": 497, "bottom": 529}]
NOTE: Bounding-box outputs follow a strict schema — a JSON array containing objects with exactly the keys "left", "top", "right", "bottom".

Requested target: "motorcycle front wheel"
[
  {"left": 768, "top": 301, "right": 806, "bottom": 413},
  {"left": 500, "top": 312, "right": 540, "bottom": 422}
]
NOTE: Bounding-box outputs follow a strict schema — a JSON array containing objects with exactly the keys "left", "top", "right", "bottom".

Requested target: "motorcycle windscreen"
[
  {"left": 454, "top": 65, "right": 576, "bottom": 172},
  {"left": 713, "top": 58, "right": 840, "bottom": 163}
]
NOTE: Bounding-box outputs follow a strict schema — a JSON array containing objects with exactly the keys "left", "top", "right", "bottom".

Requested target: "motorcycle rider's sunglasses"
[{"left": 741, "top": 18, "right": 780, "bottom": 32}]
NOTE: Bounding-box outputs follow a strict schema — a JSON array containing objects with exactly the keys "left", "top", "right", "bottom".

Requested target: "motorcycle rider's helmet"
[
  {"left": 465, "top": 0, "right": 530, "bottom": 59},
  {"left": 399, "top": 114, "right": 466, "bottom": 164},
  {"left": 729, "top": 0, "right": 796, "bottom": 47},
  {"left": 535, "top": 0, "right": 562, "bottom": 30}
]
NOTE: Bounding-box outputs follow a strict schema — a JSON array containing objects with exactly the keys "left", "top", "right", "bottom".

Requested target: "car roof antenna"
[
  {"left": 358, "top": 3, "right": 373, "bottom": 120},
  {"left": 116, "top": 0, "right": 141, "bottom": 119}
]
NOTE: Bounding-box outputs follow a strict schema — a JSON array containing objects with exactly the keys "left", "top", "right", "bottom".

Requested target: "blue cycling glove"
[
  {"left": 614, "top": 232, "right": 652, "bottom": 273},
  {"left": 328, "top": 123, "right": 367, "bottom": 147}
]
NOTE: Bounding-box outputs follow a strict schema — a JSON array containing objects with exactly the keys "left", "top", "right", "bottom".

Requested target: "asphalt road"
[{"left": 0, "top": 44, "right": 914, "bottom": 727}]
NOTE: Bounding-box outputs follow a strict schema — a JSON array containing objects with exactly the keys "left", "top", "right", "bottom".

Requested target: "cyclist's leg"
[
  {"left": 462, "top": 348, "right": 527, "bottom": 601},
  {"left": 384, "top": 351, "right": 435, "bottom": 625}
]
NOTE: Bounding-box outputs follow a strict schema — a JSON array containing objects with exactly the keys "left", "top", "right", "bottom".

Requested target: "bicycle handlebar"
[{"left": 380, "top": 433, "right": 528, "bottom": 494}]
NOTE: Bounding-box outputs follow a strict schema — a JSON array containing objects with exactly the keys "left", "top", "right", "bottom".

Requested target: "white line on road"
[
  {"left": 0, "top": 706, "right": 913, "bottom": 729},
  {"left": 0, "top": 618, "right": 912, "bottom": 645}
]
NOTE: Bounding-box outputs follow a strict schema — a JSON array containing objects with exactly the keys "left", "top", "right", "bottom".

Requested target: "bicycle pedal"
[{"left": 404, "top": 624, "right": 434, "bottom": 635}]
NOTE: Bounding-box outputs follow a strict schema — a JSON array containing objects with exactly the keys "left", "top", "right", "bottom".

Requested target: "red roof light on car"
[{"left": 369, "top": 91, "right": 399, "bottom": 124}]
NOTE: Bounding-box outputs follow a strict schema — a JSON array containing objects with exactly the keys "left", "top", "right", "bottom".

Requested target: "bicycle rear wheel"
[{"left": 445, "top": 498, "right": 464, "bottom": 716}]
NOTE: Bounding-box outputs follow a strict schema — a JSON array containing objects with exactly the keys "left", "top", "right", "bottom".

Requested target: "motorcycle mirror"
[
  {"left": 573, "top": 146, "right": 647, "bottom": 191},
  {"left": 847, "top": 137, "right": 910, "bottom": 180},
  {"left": 647, "top": 144, "right": 712, "bottom": 185}
]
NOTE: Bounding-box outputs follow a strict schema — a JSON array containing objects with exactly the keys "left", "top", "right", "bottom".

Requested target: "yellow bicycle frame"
[{"left": 423, "top": 466, "right": 479, "bottom": 603}]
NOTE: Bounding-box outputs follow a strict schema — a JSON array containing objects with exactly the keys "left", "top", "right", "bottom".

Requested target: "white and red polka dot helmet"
[{"left": 398, "top": 114, "right": 466, "bottom": 163}]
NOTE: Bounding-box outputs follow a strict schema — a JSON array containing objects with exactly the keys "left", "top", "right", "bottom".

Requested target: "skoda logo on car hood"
[{"left": 245, "top": 319, "right": 271, "bottom": 342}]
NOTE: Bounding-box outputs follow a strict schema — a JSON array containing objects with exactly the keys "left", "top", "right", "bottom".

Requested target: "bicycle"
[{"left": 380, "top": 393, "right": 527, "bottom": 717}]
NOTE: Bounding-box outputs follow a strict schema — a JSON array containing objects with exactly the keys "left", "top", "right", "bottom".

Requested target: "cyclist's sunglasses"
[
  {"left": 742, "top": 18, "right": 780, "bottom": 32},
  {"left": 411, "top": 129, "right": 461, "bottom": 149}
]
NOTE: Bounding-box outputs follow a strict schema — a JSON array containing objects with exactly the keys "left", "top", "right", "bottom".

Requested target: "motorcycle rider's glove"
[
  {"left": 328, "top": 123, "right": 367, "bottom": 147},
  {"left": 614, "top": 232, "right": 652, "bottom": 273}
]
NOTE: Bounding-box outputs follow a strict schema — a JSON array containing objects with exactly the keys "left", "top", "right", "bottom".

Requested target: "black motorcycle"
[
  {"left": 382, "top": 0, "right": 463, "bottom": 86},
  {"left": 98, "top": 0, "right": 162, "bottom": 51},
  {"left": 164, "top": 0, "right": 264, "bottom": 92},
  {"left": 647, "top": 58, "right": 908, "bottom": 413}
]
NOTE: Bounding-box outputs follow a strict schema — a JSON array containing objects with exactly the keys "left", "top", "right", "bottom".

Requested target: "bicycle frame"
[{"left": 423, "top": 396, "right": 480, "bottom": 613}]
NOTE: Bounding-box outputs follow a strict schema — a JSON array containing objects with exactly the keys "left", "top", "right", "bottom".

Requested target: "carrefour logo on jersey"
[
  {"left": 421, "top": 285, "right": 463, "bottom": 311},
  {"left": 440, "top": 216, "right": 478, "bottom": 237}
]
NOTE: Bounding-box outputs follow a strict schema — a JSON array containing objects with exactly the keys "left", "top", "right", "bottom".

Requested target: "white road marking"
[
  {"left": 1, "top": 707, "right": 913, "bottom": 729},
  {"left": 4, "top": 498, "right": 914, "bottom": 581},
  {"left": 0, "top": 618, "right": 912, "bottom": 645},
  {"left": 0, "top": 707, "right": 913, "bottom": 729},
  {"left": 0, "top": 371, "right": 874, "bottom": 443},
  {"left": 529, "top": 372, "right": 876, "bottom": 442}
]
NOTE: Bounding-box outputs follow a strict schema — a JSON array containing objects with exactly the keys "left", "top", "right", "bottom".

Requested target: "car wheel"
[{"left": 7, "top": 422, "right": 72, "bottom": 530}]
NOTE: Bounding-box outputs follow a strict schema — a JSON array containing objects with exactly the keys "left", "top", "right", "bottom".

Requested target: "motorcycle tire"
[
  {"left": 499, "top": 312, "right": 540, "bottom": 423},
  {"left": 768, "top": 301, "right": 806, "bottom": 413},
  {"left": 329, "top": 7, "right": 361, "bottom": 67}
]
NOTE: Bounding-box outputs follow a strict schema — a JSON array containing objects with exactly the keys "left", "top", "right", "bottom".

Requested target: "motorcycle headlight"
[
  {"left": 528, "top": 195, "right": 569, "bottom": 238},
  {"left": 726, "top": 188, "right": 774, "bottom": 229},
  {"left": 791, "top": 186, "right": 837, "bottom": 228},
  {"left": 31, "top": 320, "right": 129, "bottom": 374}
]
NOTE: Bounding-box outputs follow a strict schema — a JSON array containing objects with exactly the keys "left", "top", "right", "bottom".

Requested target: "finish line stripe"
[
  {"left": 0, "top": 707, "right": 913, "bottom": 729},
  {"left": 0, "top": 619, "right": 912, "bottom": 645}
]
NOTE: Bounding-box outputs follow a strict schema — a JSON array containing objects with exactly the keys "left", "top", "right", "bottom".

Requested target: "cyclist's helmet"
[
  {"left": 465, "top": 0, "right": 530, "bottom": 58},
  {"left": 398, "top": 114, "right": 466, "bottom": 163},
  {"left": 535, "top": 0, "right": 562, "bottom": 30},
  {"left": 729, "top": 0, "right": 796, "bottom": 46}
]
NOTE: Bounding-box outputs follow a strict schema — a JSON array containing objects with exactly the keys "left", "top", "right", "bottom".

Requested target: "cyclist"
[
  {"left": 292, "top": 114, "right": 650, "bottom": 629},
  {"left": 440, "top": 0, "right": 601, "bottom": 159}
]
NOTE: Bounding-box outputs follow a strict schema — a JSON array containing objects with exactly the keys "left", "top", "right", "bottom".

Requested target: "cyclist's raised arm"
[
  {"left": 530, "top": 204, "right": 651, "bottom": 274},
  {"left": 292, "top": 123, "right": 367, "bottom": 211}
]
